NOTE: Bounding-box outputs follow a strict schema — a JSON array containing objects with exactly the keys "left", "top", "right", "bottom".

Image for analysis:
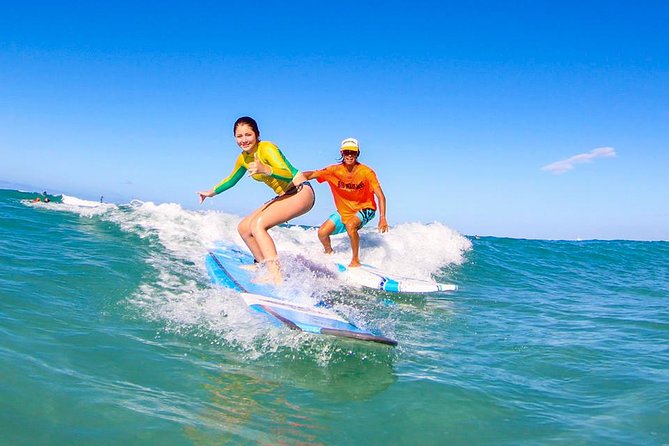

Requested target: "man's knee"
[
  {"left": 318, "top": 227, "right": 330, "bottom": 240},
  {"left": 318, "top": 221, "right": 335, "bottom": 238},
  {"left": 345, "top": 220, "right": 360, "bottom": 234}
]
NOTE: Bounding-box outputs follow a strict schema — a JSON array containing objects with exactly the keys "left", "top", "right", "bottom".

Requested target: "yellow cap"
[{"left": 340, "top": 137, "right": 359, "bottom": 152}]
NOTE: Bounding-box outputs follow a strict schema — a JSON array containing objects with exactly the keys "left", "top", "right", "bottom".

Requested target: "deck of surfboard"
[
  {"left": 335, "top": 263, "right": 458, "bottom": 293},
  {"left": 205, "top": 247, "right": 397, "bottom": 346}
]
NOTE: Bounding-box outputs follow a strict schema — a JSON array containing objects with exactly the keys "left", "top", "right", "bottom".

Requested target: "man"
[{"left": 304, "top": 138, "right": 388, "bottom": 267}]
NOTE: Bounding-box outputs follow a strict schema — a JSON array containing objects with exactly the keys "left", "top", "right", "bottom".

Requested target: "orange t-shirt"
[{"left": 315, "top": 163, "right": 380, "bottom": 223}]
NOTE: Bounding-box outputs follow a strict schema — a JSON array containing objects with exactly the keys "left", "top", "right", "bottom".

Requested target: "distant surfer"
[
  {"left": 304, "top": 138, "right": 388, "bottom": 267},
  {"left": 197, "top": 116, "right": 315, "bottom": 284}
]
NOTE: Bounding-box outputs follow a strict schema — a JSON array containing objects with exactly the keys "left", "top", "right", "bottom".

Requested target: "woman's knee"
[
  {"left": 238, "top": 219, "right": 252, "bottom": 238},
  {"left": 250, "top": 215, "right": 269, "bottom": 236}
]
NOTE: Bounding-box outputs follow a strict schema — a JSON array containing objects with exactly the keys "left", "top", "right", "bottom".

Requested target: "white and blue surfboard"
[
  {"left": 335, "top": 263, "right": 458, "bottom": 294},
  {"left": 205, "top": 246, "right": 397, "bottom": 347}
]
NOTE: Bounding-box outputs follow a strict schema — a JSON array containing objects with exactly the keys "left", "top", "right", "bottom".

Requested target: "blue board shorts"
[{"left": 328, "top": 209, "right": 376, "bottom": 235}]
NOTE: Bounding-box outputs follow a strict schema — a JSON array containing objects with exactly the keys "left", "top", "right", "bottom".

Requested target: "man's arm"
[
  {"left": 373, "top": 185, "right": 389, "bottom": 232},
  {"left": 302, "top": 170, "right": 322, "bottom": 180}
]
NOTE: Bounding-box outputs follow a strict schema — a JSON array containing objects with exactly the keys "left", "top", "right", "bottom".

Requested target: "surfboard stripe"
[
  {"left": 208, "top": 250, "right": 246, "bottom": 292},
  {"left": 256, "top": 305, "right": 302, "bottom": 331},
  {"left": 320, "top": 328, "right": 398, "bottom": 346},
  {"left": 241, "top": 293, "right": 349, "bottom": 321}
]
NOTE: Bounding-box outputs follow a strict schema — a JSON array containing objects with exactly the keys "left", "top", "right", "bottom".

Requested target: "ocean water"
[{"left": 1, "top": 188, "right": 667, "bottom": 445}]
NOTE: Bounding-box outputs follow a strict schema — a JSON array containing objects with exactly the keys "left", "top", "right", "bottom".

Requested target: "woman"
[{"left": 197, "top": 116, "right": 315, "bottom": 284}]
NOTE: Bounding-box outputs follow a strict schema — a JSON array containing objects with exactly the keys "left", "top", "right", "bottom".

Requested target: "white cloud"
[{"left": 541, "top": 147, "right": 616, "bottom": 174}]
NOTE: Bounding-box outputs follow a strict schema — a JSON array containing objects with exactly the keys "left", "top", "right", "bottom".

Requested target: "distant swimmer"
[
  {"left": 32, "top": 197, "right": 41, "bottom": 203},
  {"left": 303, "top": 137, "right": 388, "bottom": 267},
  {"left": 196, "top": 116, "right": 315, "bottom": 284}
]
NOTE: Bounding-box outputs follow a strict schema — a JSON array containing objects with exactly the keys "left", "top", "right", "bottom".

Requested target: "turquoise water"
[{"left": 1, "top": 188, "right": 667, "bottom": 445}]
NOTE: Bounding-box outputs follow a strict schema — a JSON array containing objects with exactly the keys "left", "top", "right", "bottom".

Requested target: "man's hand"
[{"left": 378, "top": 217, "right": 389, "bottom": 233}]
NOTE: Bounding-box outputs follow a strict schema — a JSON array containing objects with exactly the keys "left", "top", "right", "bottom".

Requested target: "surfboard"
[
  {"left": 335, "top": 263, "right": 458, "bottom": 294},
  {"left": 205, "top": 246, "right": 397, "bottom": 347}
]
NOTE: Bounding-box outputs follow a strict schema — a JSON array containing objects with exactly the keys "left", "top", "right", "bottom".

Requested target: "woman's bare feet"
[{"left": 251, "top": 259, "right": 283, "bottom": 285}]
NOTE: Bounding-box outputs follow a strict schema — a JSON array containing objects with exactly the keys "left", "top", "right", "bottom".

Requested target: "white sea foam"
[
  {"left": 61, "top": 194, "right": 107, "bottom": 208},
  {"left": 40, "top": 195, "right": 471, "bottom": 355},
  {"left": 57, "top": 194, "right": 116, "bottom": 217}
]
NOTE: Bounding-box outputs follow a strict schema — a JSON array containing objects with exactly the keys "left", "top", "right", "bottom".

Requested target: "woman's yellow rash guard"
[{"left": 212, "top": 141, "right": 299, "bottom": 195}]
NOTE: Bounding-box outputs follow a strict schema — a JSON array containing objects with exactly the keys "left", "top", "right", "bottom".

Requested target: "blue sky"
[{"left": 2, "top": 1, "right": 668, "bottom": 240}]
